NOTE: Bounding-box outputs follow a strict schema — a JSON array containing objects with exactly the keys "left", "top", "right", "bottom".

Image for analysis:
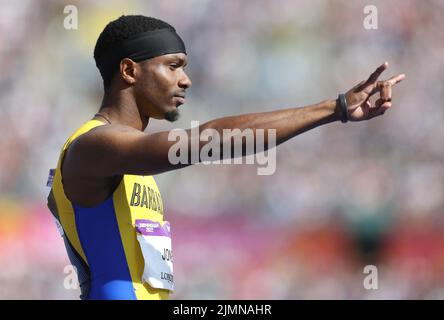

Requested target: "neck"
[{"left": 97, "top": 88, "right": 149, "bottom": 131}]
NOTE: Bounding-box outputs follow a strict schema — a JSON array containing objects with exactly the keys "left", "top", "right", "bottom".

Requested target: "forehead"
[
  {"left": 138, "top": 53, "right": 188, "bottom": 72},
  {"left": 152, "top": 53, "right": 187, "bottom": 63}
]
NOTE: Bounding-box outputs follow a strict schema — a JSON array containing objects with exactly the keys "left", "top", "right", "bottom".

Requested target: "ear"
[{"left": 119, "top": 58, "right": 138, "bottom": 85}]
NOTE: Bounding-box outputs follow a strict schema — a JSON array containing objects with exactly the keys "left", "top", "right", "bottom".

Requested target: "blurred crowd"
[{"left": 0, "top": 0, "right": 443, "bottom": 299}]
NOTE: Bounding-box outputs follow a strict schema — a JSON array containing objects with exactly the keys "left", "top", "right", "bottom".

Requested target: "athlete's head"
[{"left": 94, "top": 15, "right": 191, "bottom": 122}]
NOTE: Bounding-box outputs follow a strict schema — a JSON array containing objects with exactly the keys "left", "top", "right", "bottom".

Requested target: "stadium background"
[{"left": 1, "top": 0, "right": 444, "bottom": 299}]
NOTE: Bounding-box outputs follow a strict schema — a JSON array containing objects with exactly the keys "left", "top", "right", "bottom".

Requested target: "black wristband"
[{"left": 337, "top": 93, "right": 348, "bottom": 123}]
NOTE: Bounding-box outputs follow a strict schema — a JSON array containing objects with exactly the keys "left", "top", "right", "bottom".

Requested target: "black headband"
[{"left": 95, "top": 28, "right": 187, "bottom": 81}]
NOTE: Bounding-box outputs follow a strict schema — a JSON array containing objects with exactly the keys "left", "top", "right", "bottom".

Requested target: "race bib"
[{"left": 135, "top": 219, "right": 174, "bottom": 292}]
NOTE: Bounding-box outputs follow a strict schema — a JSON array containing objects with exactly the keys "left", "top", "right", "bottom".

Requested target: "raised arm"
[{"left": 67, "top": 62, "right": 405, "bottom": 178}]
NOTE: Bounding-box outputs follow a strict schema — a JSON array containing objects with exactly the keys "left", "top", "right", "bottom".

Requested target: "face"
[{"left": 133, "top": 53, "right": 192, "bottom": 121}]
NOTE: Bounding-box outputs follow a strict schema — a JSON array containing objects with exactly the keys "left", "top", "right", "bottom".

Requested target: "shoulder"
[
  {"left": 75, "top": 123, "right": 140, "bottom": 142},
  {"left": 69, "top": 123, "right": 141, "bottom": 155},
  {"left": 63, "top": 123, "right": 141, "bottom": 177},
  {"left": 61, "top": 123, "right": 139, "bottom": 206}
]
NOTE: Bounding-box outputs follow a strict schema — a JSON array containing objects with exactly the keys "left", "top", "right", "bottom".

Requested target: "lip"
[{"left": 173, "top": 95, "right": 186, "bottom": 104}]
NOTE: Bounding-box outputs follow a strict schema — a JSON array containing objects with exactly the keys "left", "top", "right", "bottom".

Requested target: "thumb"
[{"left": 368, "top": 99, "right": 392, "bottom": 119}]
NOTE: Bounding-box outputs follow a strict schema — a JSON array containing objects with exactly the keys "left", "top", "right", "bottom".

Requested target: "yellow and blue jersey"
[{"left": 47, "top": 120, "right": 169, "bottom": 300}]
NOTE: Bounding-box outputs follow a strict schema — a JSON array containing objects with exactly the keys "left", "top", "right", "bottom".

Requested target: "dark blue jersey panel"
[{"left": 73, "top": 197, "right": 137, "bottom": 300}]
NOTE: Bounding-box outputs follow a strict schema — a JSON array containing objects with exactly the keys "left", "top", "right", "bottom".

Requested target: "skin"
[{"left": 62, "top": 56, "right": 405, "bottom": 207}]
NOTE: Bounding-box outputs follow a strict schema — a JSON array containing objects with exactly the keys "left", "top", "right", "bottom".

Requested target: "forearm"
[
  {"left": 199, "top": 99, "right": 340, "bottom": 147},
  {"left": 156, "top": 99, "right": 341, "bottom": 170}
]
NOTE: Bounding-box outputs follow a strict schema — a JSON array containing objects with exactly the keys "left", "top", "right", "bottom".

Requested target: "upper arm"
[{"left": 64, "top": 125, "right": 191, "bottom": 179}]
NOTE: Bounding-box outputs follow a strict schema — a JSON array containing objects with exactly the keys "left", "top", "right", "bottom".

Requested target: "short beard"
[{"left": 164, "top": 109, "right": 180, "bottom": 122}]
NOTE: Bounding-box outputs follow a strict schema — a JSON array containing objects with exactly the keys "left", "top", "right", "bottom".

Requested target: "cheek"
[
  {"left": 137, "top": 63, "right": 177, "bottom": 106},
  {"left": 156, "top": 68, "right": 176, "bottom": 91},
  {"left": 145, "top": 70, "right": 174, "bottom": 98}
]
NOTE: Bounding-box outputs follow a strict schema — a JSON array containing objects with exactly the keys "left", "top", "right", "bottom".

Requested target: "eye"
[{"left": 169, "top": 62, "right": 180, "bottom": 70}]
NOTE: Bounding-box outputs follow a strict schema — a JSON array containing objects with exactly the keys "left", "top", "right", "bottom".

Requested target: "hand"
[{"left": 344, "top": 62, "right": 405, "bottom": 121}]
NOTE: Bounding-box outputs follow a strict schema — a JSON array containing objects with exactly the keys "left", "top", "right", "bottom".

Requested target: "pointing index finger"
[{"left": 387, "top": 73, "right": 406, "bottom": 86}]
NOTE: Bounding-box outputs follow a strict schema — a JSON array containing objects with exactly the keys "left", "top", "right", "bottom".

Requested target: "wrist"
[
  {"left": 336, "top": 94, "right": 348, "bottom": 123},
  {"left": 327, "top": 99, "right": 341, "bottom": 122}
]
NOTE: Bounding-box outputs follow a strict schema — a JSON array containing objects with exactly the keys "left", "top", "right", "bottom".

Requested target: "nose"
[{"left": 178, "top": 70, "right": 192, "bottom": 89}]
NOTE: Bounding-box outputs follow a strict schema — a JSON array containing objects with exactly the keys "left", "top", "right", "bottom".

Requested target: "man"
[{"left": 46, "top": 15, "right": 405, "bottom": 300}]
